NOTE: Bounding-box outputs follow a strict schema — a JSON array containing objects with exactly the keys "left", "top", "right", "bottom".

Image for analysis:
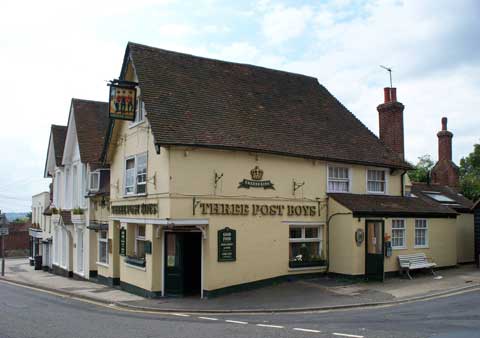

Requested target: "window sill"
[
  {"left": 289, "top": 260, "right": 326, "bottom": 269},
  {"left": 128, "top": 120, "right": 145, "bottom": 129},
  {"left": 414, "top": 246, "right": 429, "bottom": 249},
  {"left": 122, "top": 193, "right": 147, "bottom": 199},
  {"left": 367, "top": 191, "right": 386, "bottom": 195},
  {"left": 327, "top": 191, "right": 350, "bottom": 194},
  {"left": 288, "top": 265, "right": 326, "bottom": 272},
  {"left": 124, "top": 262, "right": 146, "bottom": 271},
  {"left": 125, "top": 256, "right": 146, "bottom": 268},
  {"left": 392, "top": 247, "right": 407, "bottom": 250},
  {"left": 96, "top": 262, "right": 109, "bottom": 268}
]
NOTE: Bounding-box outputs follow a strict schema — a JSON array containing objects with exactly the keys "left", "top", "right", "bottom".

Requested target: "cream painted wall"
[
  {"left": 328, "top": 198, "right": 365, "bottom": 275},
  {"left": 169, "top": 147, "right": 402, "bottom": 199},
  {"left": 384, "top": 217, "right": 457, "bottom": 271},
  {"left": 456, "top": 213, "right": 475, "bottom": 263}
]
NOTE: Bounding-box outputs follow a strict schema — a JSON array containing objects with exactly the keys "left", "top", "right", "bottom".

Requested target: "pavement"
[{"left": 1, "top": 258, "right": 480, "bottom": 313}]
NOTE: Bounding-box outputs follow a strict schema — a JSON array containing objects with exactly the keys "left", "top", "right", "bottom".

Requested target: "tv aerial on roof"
[{"left": 380, "top": 65, "right": 393, "bottom": 88}]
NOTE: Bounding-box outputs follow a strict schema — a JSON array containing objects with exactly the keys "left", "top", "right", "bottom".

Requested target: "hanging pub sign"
[
  {"left": 108, "top": 80, "right": 138, "bottom": 121},
  {"left": 218, "top": 227, "right": 236, "bottom": 262},
  {"left": 238, "top": 166, "right": 275, "bottom": 190}
]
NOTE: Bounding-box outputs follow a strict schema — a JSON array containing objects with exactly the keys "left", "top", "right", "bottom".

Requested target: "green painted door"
[
  {"left": 365, "top": 220, "right": 385, "bottom": 281},
  {"left": 165, "top": 232, "right": 184, "bottom": 296}
]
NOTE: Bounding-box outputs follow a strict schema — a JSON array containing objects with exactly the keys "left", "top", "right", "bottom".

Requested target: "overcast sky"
[{"left": 1, "top": 0, "right": 479, "bottom": 211}]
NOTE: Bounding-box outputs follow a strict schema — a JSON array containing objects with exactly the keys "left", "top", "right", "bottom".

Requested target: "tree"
[
  {"left": 460, "top": 143, "right": 480, "bottom": 201},
  {"left": 408, "top": 155, "right": 434, "bottom": 183},
  {"left": 26, "top": 212, "right": 32, "bottom": 220}
]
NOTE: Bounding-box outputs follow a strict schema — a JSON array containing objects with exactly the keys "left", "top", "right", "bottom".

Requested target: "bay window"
[
  {"left": 327, "top": 166, "right": 350, "bottom": 193},
  {"left": 289, "top": 225, "right": 324, "bottom": 268}
]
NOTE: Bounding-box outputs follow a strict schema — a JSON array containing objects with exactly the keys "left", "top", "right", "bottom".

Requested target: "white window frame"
[
  {"left": 414, "top": 219, "right": 429, "bottom": 248},
  {"left": 134, "top": 224, "right": 146, "bottom": 259},
  {"left": 366, "top": 168, "right": 388, "bottom": 194},
  {"left": 89, "top": 171, "right": 100, "bottom": 192},
  {"left": 327, "top": 165, "right": 351, "bottom": 193},
  {"left": 391, "top": 219, "right": 406, "bottom": 249},
  {"left": 97, "top": 230, "right": 109, "bottom": 265},
  {"left": 124, "top": 153, "right": 148, "bottom": 196},
  {"left": 129, "top": 97, "right": 145, "bottom": 128},
  {"left": 288, "top": 225, "right": 323, "bottom": 264}
]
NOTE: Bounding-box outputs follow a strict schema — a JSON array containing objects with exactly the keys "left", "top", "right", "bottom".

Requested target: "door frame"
[
  {"left": 162, "top": 229, "right": 204, "bottom": 298},
  {"left": 364, "top": 219, "right": 385, "bottom": 281}
]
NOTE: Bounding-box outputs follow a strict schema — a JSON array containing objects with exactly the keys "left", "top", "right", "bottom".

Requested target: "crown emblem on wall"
[{"left": 250, "top": 166, "right": 264, "bottom": 181}]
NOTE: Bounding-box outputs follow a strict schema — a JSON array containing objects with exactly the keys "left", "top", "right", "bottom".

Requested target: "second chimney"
[{"left": 377, "top": 87, "right": 405, "bottom": 160}]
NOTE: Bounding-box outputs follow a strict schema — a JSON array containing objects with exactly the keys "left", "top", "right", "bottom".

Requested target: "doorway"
[
  {"left": 164, "top": 232, "right": 202, "bottom": 296},
  {"left": 365, "top": 220, "right": 384, "bottom": 281}
]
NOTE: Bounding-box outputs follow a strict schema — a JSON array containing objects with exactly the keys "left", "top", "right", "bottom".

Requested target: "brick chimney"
[
  {"left": 431, "top": 117, "right": 459, "bottom": 188},
  {"left": 377, "top": 87, "right": 405, "bottom": 160}
]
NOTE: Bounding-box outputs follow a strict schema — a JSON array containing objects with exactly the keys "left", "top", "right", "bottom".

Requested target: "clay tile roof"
[
  {"left": 411, "top": 182, "right": 473, "bottom": 212},
  {"left": 125, "top": 42, "right": 410, "bottom": 169},
  {"left": 71, "top": 99, "right": 109, "bottom": 164},
  {"left": 329, "top": 193, "right": 458, "bottom": 218},
  {"left": 51, "top": 125, "right": 67, "bottom": 166},
  {"left": 60, "top": 210, "right": 72, "bottom": 225}
]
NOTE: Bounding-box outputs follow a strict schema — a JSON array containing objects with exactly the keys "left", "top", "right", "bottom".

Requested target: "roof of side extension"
[
  {"left": 122, "top": 42, "right": 410, "bottom": 169},
  {"left": 411, "top": 182, "right": 473, "bottom": 213},
  {"left": 329, "top": 193, "right": 458, "bottom": 218}
]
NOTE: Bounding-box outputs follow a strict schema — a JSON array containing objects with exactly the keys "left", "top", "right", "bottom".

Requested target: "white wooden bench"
[{"left": 398, "top": 253, "right": 437, "bottom": 280}]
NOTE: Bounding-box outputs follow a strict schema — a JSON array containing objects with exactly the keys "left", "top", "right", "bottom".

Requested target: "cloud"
[{"left": 261, "top": 5, "right": 313, "bottom": 44}]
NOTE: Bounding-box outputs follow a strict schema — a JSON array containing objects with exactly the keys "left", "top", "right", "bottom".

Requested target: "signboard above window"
[{"left": 108, "top": 80, "right": 138, "bottom": 121}]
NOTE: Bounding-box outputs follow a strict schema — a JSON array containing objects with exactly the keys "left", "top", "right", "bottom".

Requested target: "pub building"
[{"left": 97, "top": 42, "right": 473, "bottom": 298}]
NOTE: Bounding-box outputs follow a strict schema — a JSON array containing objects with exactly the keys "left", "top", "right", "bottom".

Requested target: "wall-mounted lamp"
[{"left": 155, "top": 144, "right": 161, "bottom": 154}]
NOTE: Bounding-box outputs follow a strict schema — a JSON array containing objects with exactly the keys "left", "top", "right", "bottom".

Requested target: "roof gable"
[
  {"left": 124, "top": 42, "right": 410, "bottom": 169},
  {"left": 64, "top": 99, "right": 109, "bottom": 165},
  {"left": 44, "top": 125, "right": 67, "bottom": 177}
]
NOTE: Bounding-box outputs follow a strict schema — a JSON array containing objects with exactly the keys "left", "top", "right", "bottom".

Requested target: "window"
[
  {"left": 89, "top": 171, "right": 100, "bottom": 192},
  {"left": 124, "top": 154, "right": 148, "bottom": 195},
  {"left": 415, "top": 219, "right": 428, "bottom": 248},
  {"left": 391, "top": 219, "right": 406, "bottom": 249},
  {"left": 327, "top": 166, "right": 350, "bottom": 193},
  {"left": 367, "top": 169, "right": 386, "bottom": 194},
  {"left": 289, "top": 225, "right": 324, "bottom": 268},
  {"left": 131, "top": 97, "right": 145, "bottom": 125},
  {"left": 425, "top": 192, "right": 455, "bottom": 203},
  {"left": 134, "top": 225, "right": 146, "bottom": 259},
  {"left": 98, "top": 230, "right": 109, "bottom": 264},
  {"left": 136, "top": 155, "right": 147, "bottom": 194}
]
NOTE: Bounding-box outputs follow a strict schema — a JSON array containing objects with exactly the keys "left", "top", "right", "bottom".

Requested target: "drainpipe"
[{"left": 325, "top": 196, "right": 352, "bottom": 273}]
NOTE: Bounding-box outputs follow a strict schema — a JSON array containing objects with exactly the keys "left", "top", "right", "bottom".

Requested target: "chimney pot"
[
  {"left": 383, "top": 87, "right": 397, "bottom": 103},
  {"left": 442, "top": 117, "right": 448, "bottom": 131}
]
